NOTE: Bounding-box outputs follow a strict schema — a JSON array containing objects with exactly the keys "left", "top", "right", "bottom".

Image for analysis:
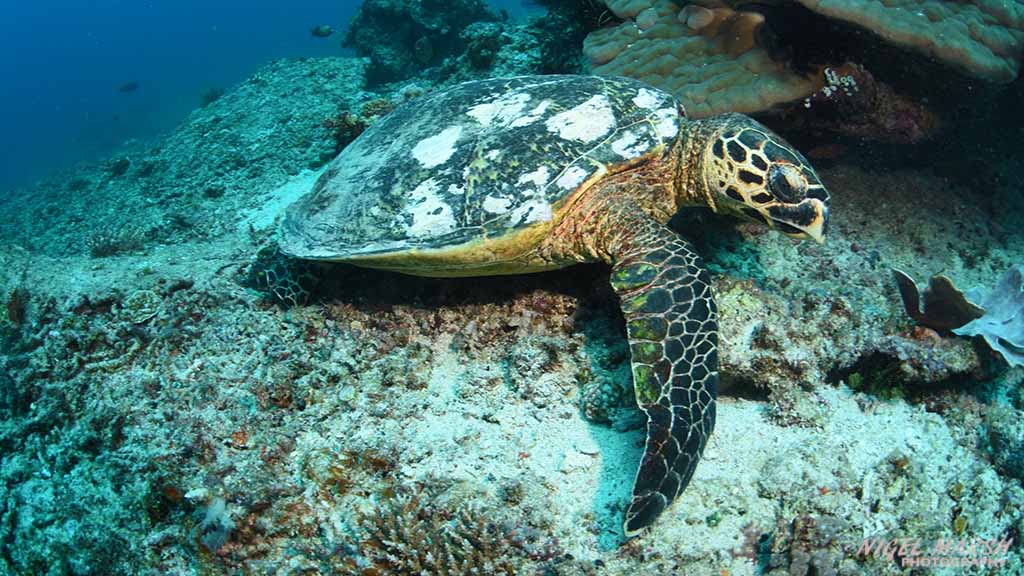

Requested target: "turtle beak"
[
  {"left": 804, "top": 200, "right": 828, "bottom": 244},
  {"left": 771, "top": 199, "right": 829, "bottom": 244}
]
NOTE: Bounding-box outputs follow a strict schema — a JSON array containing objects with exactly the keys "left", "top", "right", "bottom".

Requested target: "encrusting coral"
[
  {"left": 787, "top": 0, "right": 1024, "bottom": 82},
  {"left": 584, "top": 0, "right": 1024, "bottom": 118},
  {"left": 584, "top": 0, "right": 818, "bottom": 117}
]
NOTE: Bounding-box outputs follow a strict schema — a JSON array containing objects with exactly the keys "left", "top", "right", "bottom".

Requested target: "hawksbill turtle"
[{"left": 280, "top": 75, "right": 830, "bottom": 536}]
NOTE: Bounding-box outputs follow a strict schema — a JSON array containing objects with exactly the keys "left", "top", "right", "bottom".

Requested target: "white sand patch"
[
  {"left": 545, "top": 95, "right": 616, "bottom": 143},
  {"left": 412, "top": 126, "right": 462, "bottom": 168},
  {"left": 238, "top": 166, "right": 327, "bottom": 232}
]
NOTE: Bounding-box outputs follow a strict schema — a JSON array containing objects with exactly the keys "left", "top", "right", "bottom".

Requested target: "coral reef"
[
  {"left": 583, "top": 0, "right": 817, "bottom": 117},
  {"left": 781, "top": 0, "right": 1024, "bottom": 81},
  {"left": 893, "top": 265, "right": 1024, "bottom": 367},
  {"left": 351, "top": 488, "right": 562, "bottom": 574},
  {"left": 530, "top": 0, "right": 611, "bottom": 73},
  {"left": 985, "top": 403, "right": 1024, "bottom": 481},
  {"left": 344, "top": 0, "right": 497, "bottom": 84},
  {"left": 582, "top": 0, "right": 1021, "bottom": 144},
  {"left": 783, "top": 64, "right": 940, "bottom": 144},
  {"left": 1, "top": 44, "right": 1023, "bottom": 574},
  {"left": 0, "top": 58, "right": 369, "bottom": 258}
]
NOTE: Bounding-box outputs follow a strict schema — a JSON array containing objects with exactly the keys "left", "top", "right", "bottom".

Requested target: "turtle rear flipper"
[{"left": 607, "top": 217, "right": 718, "bottom": 537}]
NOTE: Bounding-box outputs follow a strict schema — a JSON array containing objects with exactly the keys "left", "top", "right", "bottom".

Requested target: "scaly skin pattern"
[
  {"left": 540, "top": 148, "right": 718, "bottom": 537},
  {"left": 609, "top": 218, "right": 718, "bottom": 536},
  {"left": 539, "top": 112, "right": 828, "bottom": 536}
]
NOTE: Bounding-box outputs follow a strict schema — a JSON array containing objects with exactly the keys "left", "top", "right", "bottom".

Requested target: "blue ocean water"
[
  {"left": 0, "top": 1, "right": 538, "bottom": 193},
  {"left": 0, "top": 1, "right": 350, "bottom": 193},
  {"left": 0, "top": 0, "right": 1021, "bottom": 573}
]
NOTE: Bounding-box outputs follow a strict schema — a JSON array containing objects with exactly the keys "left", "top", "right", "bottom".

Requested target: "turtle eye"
[{"left": 767, "top": 164, "right": 806, "bottom": 203}]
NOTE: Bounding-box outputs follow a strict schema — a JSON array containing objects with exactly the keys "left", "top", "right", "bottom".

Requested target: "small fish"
[
  {"left": 310, "top": 25, "right": 334, "bottom": 38},
  {"left": 118, "top": 81, "right": 139, "bottom": 93}
]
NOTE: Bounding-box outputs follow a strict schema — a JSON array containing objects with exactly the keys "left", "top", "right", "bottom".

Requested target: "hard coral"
[
  {"left": 322, "top": 99, "right": 396, "bottom": 153},
  {"left": 584, "top": 0, "right": 816, "bottom": 117},
  {"left": 344, "top": 0, "right": 496, "bottom": 84},
  {"left": 354, "top": 489, "right": 560, "bottom": 575},
  {"left": 584, "top": 0, "right": 1023, "bottom": 130},
  {"left": 530, "top": 0, "right": 612, "bottom": 73}
]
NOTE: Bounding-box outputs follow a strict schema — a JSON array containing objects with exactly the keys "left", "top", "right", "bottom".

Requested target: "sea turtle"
[{"left": 280, "top": 75, "right": 830, "bottom": 536}]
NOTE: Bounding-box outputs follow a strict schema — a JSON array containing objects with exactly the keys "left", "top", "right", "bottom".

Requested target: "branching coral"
[{"left": 354, "top": 490, "right": 560, "bottom": 575}]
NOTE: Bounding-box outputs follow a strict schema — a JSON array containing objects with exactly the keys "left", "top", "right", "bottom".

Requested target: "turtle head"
[{"left": 699, "top": 114, "right": 830, "bottom": 243}]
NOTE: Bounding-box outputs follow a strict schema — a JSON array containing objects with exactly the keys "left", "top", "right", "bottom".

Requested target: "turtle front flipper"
[{"left": 607, "top": 218, "right": 718, "bottom": 537}]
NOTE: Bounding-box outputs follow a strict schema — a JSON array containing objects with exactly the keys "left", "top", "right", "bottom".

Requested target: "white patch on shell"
[
  {"left": 510, "top": 199, "right": 552, "bottom": 224},
  {"left": 633, "top": 89, "right": 665, "bottom": 110},
  {"left": 412, "top": 126, "right": 462, "bottom": 169},
  {"left": 467, "top": 92, "right": 532, "bottom": 127},
  {"left": 556, "top": 166, "right": 589, "bottom": 190},
  {"left": 611, "top": 131, "right": 646, "bottom": 159},
  {"left": 485, "top": 150, "right": 501, "bottom": 160},
  {"left": 516, "top": 166, "right": 550, "bottom": 189},
  {"left": 654, "top": 107, "right": 679, "bottom": 139},
  {"left": 509, "top": 100, "right": 552, "bottom": 128},
  {"left": 482, "top": 195, "right": 512, "bottom": 214},
  {"left": 406, "top": 178, "right": 456, "bottom": 236},
  {"left": 545, "top": 94, "right": 615, "bottom": 143}
]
